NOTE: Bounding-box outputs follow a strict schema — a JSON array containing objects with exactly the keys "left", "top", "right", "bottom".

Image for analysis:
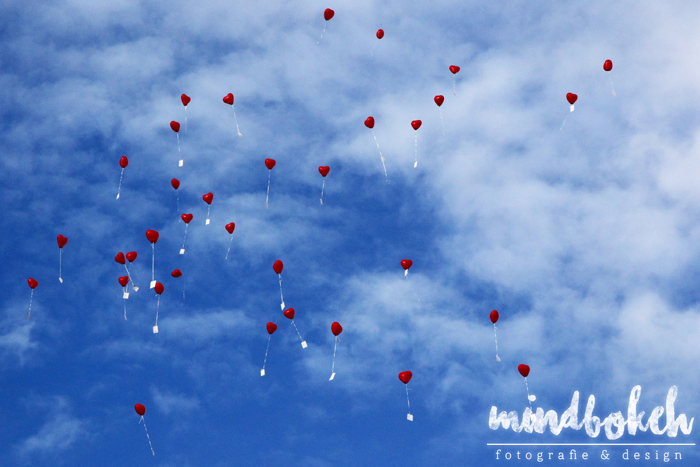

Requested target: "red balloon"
[
  {"left": 518, "top": 364, "right": 530, "bottom": 378},
  {"left": 411, "top": 120, "right": 422, "bottom": 130},
  {"left": 171, "top": 178, "right": 180, "bottom": 190},
  {"left": 146, "top": 230, "right": 159, "bottom": 244},
  {"left": 170, "top": 121, "right": 180, "bottom": 132},
  {"left": 225, "top": 222, "right": 235, "bottom": 234},
  {"left": 120, "top": 156, "right": 129, "bottom": 168},
  {"left": 331, "top": 322, "right": 342, "bottom": 336},
  {"left": 181, "top": 94, "right": 191, "bottom": 106},
  {"left": 223, "top": 93, "right": 234, "bottom": 105},
  {"left": 603, "top": 59, "right": 613, "bottom": 72},
  {"left": 364, "top": 116, "right": 375, "bottom": 129},
  {"left": 401, "top": 259, "right": 413, "bottom": 270},
  {"left": 135, "top": 403, "right": 146, "bottom": 416},
  {"left": 28, "top": 278, "right": 38, "bottom": 289},
  {"left": 202, "top": 193, "right": 213, "bottom": 205},
  {"left": 171, "top": 269, "right": 182, "bottom": 278},
  {"left": 118, "top": 276, "right": 129, "bottom": 287},
  {"left": 398, "top": 371, "right": 412, "bottom": 384},
  {"left": 267, "top": 322, "right": 277, "bottom": 334},
  {"left": 57, "top": 235, "right": 68, "bottom": 248},
  {"left": 490, "top": 310, "right": 499, "bottom": 324},
  {"left": 115, "top": 252, "right": 126, "bottom": 264},
  {"left": 318, "top": 166, "right": 330, "bottom": 177},
  {"left": 324, "top": 8, "right": 334, "bottom": 21},
  {"left": 265, "top": 159, "right": 276, "bottom": 170},
  {"left": 449, "top": 65, "right": 460, "bottom": 74},
  {"left": 154, "top": 282, "right": 164, "bottom": 295},
  {"left": 283, "top": 308, "right": 295, "bottom": 320},
  {"left": 434, "top": 95, "right": 444, "bottom": 107},
  {"left": 566, "top": 93, "right": 578, "bottom": 105},
  {"left": 376, "top": 29, "right": 384, "bottom": 39},
  {"left": 181, "top": 213, "right": 193, "bottom": 224},
  {"left": 273, "top": 260, "right": 283, "bottom": 274},
  {"left": 126, "top": 251, "right": 137, "bottom": 262}
]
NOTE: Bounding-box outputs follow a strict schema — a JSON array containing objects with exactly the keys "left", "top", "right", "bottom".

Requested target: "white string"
[
  {"left": 291, "top": 320, "right": 304, "bottom": 343},
  {"left": 406, "top": 275, "right": 421, "bottom": 302},
  {"left": 176, "top": 191, "right": 180, "bottom": 221},
  {"left": 330, "top": 336, "right": 338, "bottom": 376},
  {"left": 317, "top": 23, "right": 327, "bottom": 44},
  {"left": 155, "top": 295, "right": 160, "bottom": 328},
  {"left": 123, "top": 288, "right": 128, "bottom": 320},
  {"left": 320, "top": 179, "right": 325, "bottom": 205},
  {"left": 608, "top": 74, "right": 617, "bottom": 97},
  {"left": 116, "top": 167, "right": 124, "bottom": 199},
  {"left": 182, "top": 279, "right": 186, "bottom": 302},
  {"left": 124, "top": 263, "right": 138, "bottom": 292},
  {"left": 493, "top": 323, "right": 500, "bottom": 361},
  {"left": 559, "top": 114, "right": 569, "bottom": 131},
  {"left": 406, "top": 385, "right": 412, "bottom": 414},
  {"left": 151, "top": 243, "right": 155, "bottom": 283},
  {"left": 59, "top": 249, "right": 63, "bottom": 283},
  {"left": 265, "top": 171, "right": 271, "bottom": 208},
  {"left": 26, "top": 289, "right": 33, "bottom": 319},
  {"left": 184, "top": 106, "right": 188, "bottom": 132},
  {"left": 453, "top": 78, "right": 456, "bottom": 96},
  {"left": 413, "top": 133, "right": 418, "bottom": 168},
  {"left": 371, "top": 129, "right": 389, "bottom": 183},
  {"left": 278, "top": 274, "right": 284, "bottom": 310},
  {"left": 525, "top": 377, "right": 534, "bottom": 421},
  {"left": 181, "top": 223, "right": 188, "bottom": 251},
  {"left": 262, "top": 334, "right": 271, "bottom": 373},
  {"left": 225, "top": 235, "right": 234, "bottom": 260},
  {"left": 439, "top": 108, "right": 445, "bottom": 136},
  {"left": 206, "top": 205, "right": 211, "bottom": 224},
  {"left": 232, "top": 105, "right": 242, "bottom": 137},
  {"left": 177, "top": 133, "right": 180, "bottom": 153},
  {"left": 139, "top": 416, "right": 155, "bottom": 456}
]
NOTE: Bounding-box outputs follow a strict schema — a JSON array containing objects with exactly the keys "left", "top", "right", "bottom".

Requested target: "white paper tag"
[
  {"left": 116, "top": 194, "right": 120, "bottom": 199},
  {"left": 180, "top": 248, "right": 185, "bottom": 255},
  {"left": 153, "top": 325, "right": 159, "bottom": 333},
  {"left": 150, "top": 280, "right": 156, "bottom": 289},
  {"left": 301, "top": 341, "right": 308, "bottom": 348},
  {"left": 133, "top": 286, "right": 139, "bottom": 292},
  {"left": 205, "top": 219, "right": 210, "bottom": 225},
  {"left": 404, "top": 270, "right": 408, "bottom": 276},
  {"left": 528, "top": 394, "right": 537, "bottom": 402},
  {"left": 260, "top": 369, "right": 265, "bottom": 376},
  {"left": 407, "top": 414, "right": 413, "bottom": 421},
  {"left": 179, "top": 160, "right": 184, "bottom": 167},
  {"left": 413, "top": 161, "right": 417, "bottom": 168},
  {"left": 329, "top": 373, "right": 335, "bottom": 381},
  {"left": 59, "top": 278, "right": 63, "bottom": 283},
  {"left": 570, "top": 104, "right": 575, "bottom": 112},
  {"left": 496, "top": 355, "right": 501, "bottom": 362},
  {"left": 280, "top": 302, "right": 285, "bottom": 310},
  {"left": 123, "top": 292, "right": 129, "bottom": 299}
]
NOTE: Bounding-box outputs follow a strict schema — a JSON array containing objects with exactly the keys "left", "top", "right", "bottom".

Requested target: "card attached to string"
[
  {"left": 150, "top": 280, "right": 156, "bottom": 289},
  {"left": 153, "top": 325, "right": 159, "bottom": 334},
  {"left": 123, "top": 292, "right": 129, "bottom": 299}
]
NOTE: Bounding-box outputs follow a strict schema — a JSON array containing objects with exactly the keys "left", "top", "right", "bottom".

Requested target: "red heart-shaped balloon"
[
  {"left": 401, "top": 259, "right": 412, "bottom": 270},
  {"left": 135, "top": 404, "right": 146, "bottom": 416},
  {"left": 324, "top": 8, "right": 334, "bottom": 21},
  {"left": 120, "top": 156, "right": 129, "bottom": 168},
  {"left": 28, "top": 278, "right": 38, "bottom": 289},
  {"left": 518, "top": 364, "right": 530, "bottom": 378},
  {"left": 265, "top": 159, "right": 276, "bottom": 170},
  {"left": 364, "top": 116, "right": 374, "bottom": 129},
  {"left": 603, "top": 59, "right": 613, "bottom": 72},
  {"left": 434, "top": 95, "right": 444, "bottom": 107},
  {"left": 181, "top": 94, "right": 191, "bottom": 106},
  {"left": 283, "top": 308, "right": 295, "bottom": 320},
  {"left": 171, "top": 178, "right": 180, "bottom": 190},
  {"left": 118, "top": 276, "right": 129, "bottom": 287},
  {"left": 126, "top": 251, "right": 137, "bottom": 262},
  {"left": 331, "top": 322, "right": 343, "bottom": 336},
  {"left": 202, "top": 193, "right": 213, "bottom": 205},
  {"left": 171, "top": 269, "right": 182, "bottom": 278},
  {"left": 225, "top": 222, "right": 235, "bottom": 234},
  {"left": 154, "top": 282, "right": 164, "bottom": 295},
  {"left": 490, "top": 310, "right": 499, "bottom": 324},
  {"left": 398, "top": 371, "right": 412, "bottom": 384},
  {"left": 181, "top": 213, "right": 193, "bottom": 224},
  {"left": 411, "top": 120, "right": 422, "bottom": 130},
  {"left": 170, "top": 121, "right": 180, "bottom": 133},
  {"left": 223, "top": 93, "right": 234, "bottom": 105},
  {"left": 376, "top": 29, "right": 384, "bottom": 39},
  {"left": 449, "top": 65, "right": 460, "bottom": 74},
  {"left": 273, "top": 260, "right": 283, "bottom": 274},
  {"left": 57, "top": 235, "right": 68, "bottom": 248},
  {"left": 146, "top": 230, "right": 159, "bottom": 244},
  {"left": 115, "top": 252, "right": 126, "bottom": 264},
  {"left": 318, "top": 166, "right": 330, "bottom": 177},
  {"left": 267, "top": 322, "right": 277, "bottom": 334},
  {"left": 566, "top": 93, "right": 578, "bottom": 105}
]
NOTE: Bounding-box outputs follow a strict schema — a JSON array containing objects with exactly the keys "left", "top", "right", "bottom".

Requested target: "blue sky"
[{"left": 2, "top": 0, "right": 700, "bottom": 465}]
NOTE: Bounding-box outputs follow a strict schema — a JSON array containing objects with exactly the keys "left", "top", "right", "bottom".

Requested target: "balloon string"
[
  {"left": 439, "top": 108, "right": 445, "bottom": 137},
  {"left": 405, "top": 274, "right": 421, "bottom": 302},
  {"left": 453, "top": 78, "right": 456, "bottom": 96},
  {"left": 181, "top": 223, "right": 188, "bottom": 250},
  {"left": 406, "top": 385, "right": 412, "bottom": 414},
  {"left": 139, "top": 416, "right": 155, "bottom": 456},
  {"left": 320, "top": 179, "right": 325, "bottom": 205},
  {"left": 265, "top": 171, "right": 271, "bottom": 208},
  {"left": 155, "top": 295, "right": 160, "bottom": 328},
  {"left": 608, "top": 74, "right": 617, "bottom": 97},
  {"left": 182, "top": 279, "right": 186, "bottom": 303},
  {"left": 331, "top": 336, "right": 338, "bottom": 375},
  {"left": 291, "top": 320, "right": 304, "bottom": 343},
  {"left": 493, "top": 323, "right": 500, "bottom": 361},
  {"left": 59, "top": 249, "right": 63, "bottom": 283},
  {"left": 125, "top": 263, "right": 137, "bottom": 291},
  {"left": 317, "top": 22, "right": 327, "bottom": 44},
  {"left": 176, "top": 191, "right": 180, "bottom": 221},
  {"left": 371, "top": 129, "right": 389, "bottom": 183},
  {"left": 116, "top": 167, "right": 124, "bottom": 199},
  {"left": 225, "top": 235, "right": 234, "bottom": 260},
  {"left": 232, "top": 105, "right": 242, "bottom": 137},
  {"left": 177, "top": 133, "right": 180, "bottom": 153},
  {"left": 414, "top": 133, "right": 418, "bottom": 168},
  {"left": 26, "top": 289, "right": 33, "bottom": 319},
  {"left": 262, "top": 334, "right": 271, "bottom": 372},
  {"left": 206, "top": 205, "right": 211, "bottom": 224},
  {"left": 123, "top": 288, "right": 128, "bottom": 320},
  {"left": 278, "top": 274, "right": 284, "bottom": 310},
  {"left": 184, "top": 106, "right": 188, "bottom": 132},
  {"left": 151, "top": 243, "right": 155, "bottom": 282},
  {"left": 525, "top": 377, "right": 534, "bottom": 415},
  {"left": 559, "top": 114, "right": 569, "bottom": 131}
]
